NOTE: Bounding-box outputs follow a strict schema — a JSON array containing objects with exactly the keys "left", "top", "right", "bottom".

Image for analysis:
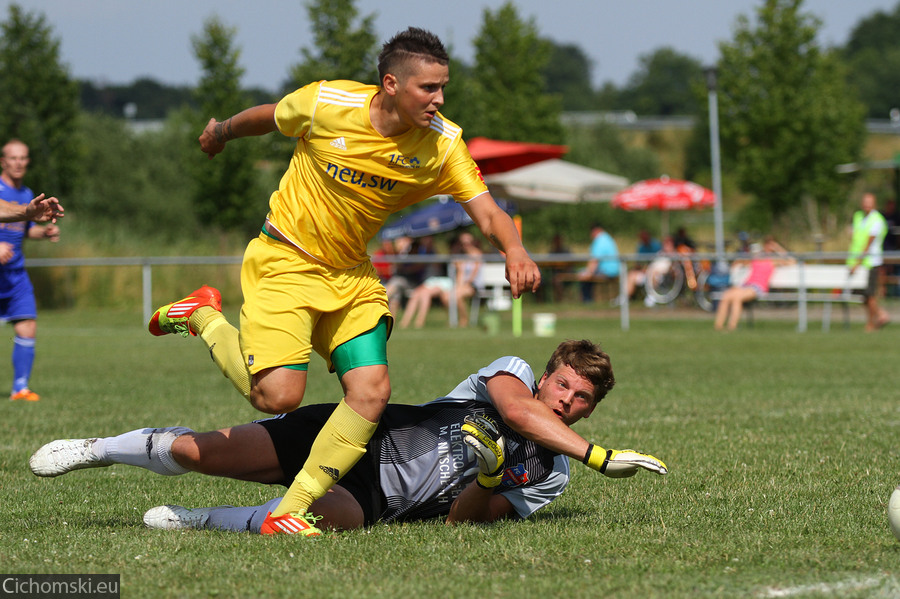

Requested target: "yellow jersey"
[{"left": 269, "top": 80, "right": 488, "bottom": 269}]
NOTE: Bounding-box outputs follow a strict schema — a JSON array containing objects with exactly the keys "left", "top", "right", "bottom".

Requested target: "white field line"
[{"left": 758, "top": 576, "right": 885, "bottom": 598}]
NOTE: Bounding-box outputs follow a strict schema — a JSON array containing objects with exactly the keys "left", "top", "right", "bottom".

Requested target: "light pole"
[{"left": 706, "top": 66, "right": 725, "bottom": 262}]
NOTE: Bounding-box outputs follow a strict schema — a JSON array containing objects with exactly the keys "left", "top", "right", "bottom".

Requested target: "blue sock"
[{"left": 12, "top": 336, "right": 35, "bottom": 393}]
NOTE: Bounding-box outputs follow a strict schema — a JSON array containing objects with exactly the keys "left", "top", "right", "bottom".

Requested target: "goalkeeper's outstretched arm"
[
  {"left": 486, "top": 373, "right": 594, "bottom": 460},
  {"left": 485, "top": 373, "right": 667, "bottom": 478}
]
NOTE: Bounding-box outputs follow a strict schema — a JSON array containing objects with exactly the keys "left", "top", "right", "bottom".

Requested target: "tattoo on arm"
[
  {"left": 489, "top": 234, "right": 504, "bottom": 252},
  {"left": 214, "top": 118, "right": 235, "bottom": 144}
]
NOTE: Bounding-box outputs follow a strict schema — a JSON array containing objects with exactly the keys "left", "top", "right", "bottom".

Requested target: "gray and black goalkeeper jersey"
[
  {"left": 260, "top": 356, "right": 569, "bottom": 524},
  {"left": 375, "top": 356, "right": 569, "bottom": 522}
]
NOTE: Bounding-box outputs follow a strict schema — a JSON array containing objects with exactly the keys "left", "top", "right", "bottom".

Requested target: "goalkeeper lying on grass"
[{"left": 29, "top": 339, "right": 666, "bottom": 535}]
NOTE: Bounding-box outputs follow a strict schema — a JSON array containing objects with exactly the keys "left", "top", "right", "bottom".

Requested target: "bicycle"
[{"left": 643, "top": 248, "right": 723, "bottom": 311}]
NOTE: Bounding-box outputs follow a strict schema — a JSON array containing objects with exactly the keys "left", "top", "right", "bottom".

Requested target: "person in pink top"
[{"left": 714, "top": 237, "right": 792, "bottom": 331}]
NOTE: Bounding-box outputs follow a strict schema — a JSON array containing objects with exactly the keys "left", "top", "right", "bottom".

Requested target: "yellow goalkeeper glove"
[
  {"left": 462, "top": 414, "right": 506, "bottom": 488},
  {"left": 583, "top": 444, "right": 668, "bottom": 478}
]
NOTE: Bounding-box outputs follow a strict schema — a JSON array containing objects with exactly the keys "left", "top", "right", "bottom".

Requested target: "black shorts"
[
  {"left": 863, "top": 267, "right": 881, "bottom": 298},
  {"left": 255, "top": 404, "right": 384, "bottom": 526}
]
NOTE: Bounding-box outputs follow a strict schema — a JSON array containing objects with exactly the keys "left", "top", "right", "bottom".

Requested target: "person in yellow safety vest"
[{"left": 847, "top": 192, "right": 890, "bottom": 331}]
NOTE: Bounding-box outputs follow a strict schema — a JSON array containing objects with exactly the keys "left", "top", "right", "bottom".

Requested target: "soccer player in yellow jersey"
[{"left": 148, "top": 27, "right": 541, "bottom": 535}]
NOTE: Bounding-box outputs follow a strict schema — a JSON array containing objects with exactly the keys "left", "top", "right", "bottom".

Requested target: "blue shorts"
[{"left": 0, "top": 269, "right": 36, "bottom": 322}]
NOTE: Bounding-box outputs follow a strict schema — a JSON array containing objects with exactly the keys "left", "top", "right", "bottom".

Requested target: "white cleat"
[
  {"left": 143, "top": 505, "right": 229, "bottom": 530},
  {"left": 29, "top": 439, "right": 110, "bottom": 477}
]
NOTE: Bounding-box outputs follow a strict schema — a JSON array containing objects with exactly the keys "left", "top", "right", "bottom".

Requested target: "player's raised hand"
[
  {"left": 504, "top": 247, "right": 542, "bottom": 298},
  {"left": 25, "top": 194, "right": 64, "bottom": 223},
  {"left": 583, "top": 444, "right": 668, "bottom": 478},
  {"left": 462, "top": 414, "right": 506, "bottom": 488},
  {"left": 198, "top": 117, "right": 227, "bottom": 159},
  {"left": 41, "top": 223, "right": 61, "bottom": 242}
]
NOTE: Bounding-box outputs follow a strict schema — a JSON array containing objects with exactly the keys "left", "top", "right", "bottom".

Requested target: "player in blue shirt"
[{"left": 0, "top": 139, "right": 63, "bottom": 401}]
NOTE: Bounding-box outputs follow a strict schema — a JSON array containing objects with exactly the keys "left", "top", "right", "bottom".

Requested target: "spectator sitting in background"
[
  {"left": 714, "top": 236, "right": 792, "bottom": 331},
  {"left": 399, "top": 232, "right": 482, "bottom": 329},
  {"left": 673, "top": 226, "right": 696, "bottom": 252},
  {"left": 577, "top": 223, "right": 619, "bottom": 303},
  {"left": 451, "top": 232, "right": 483, "bottom": 326},
  {"left": 384, "top": 235, "right": 436, "bottom": 315},
  {"left": 622, "top": 230, "right": 663, "bottom": 305},
  {"left": 637, "top": 229, "right": 662, "bottom": 255}
]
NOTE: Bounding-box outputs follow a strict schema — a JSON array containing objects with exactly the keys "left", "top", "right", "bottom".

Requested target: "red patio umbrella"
[
  {"left": 612, "top": 176, "right": 715, "bottom": 211},
  {"left": 612, "top": 176, "right": 716, "bottom": 236},
  {"left": 466, "top": 137, "right": 568, "bottom": 175}
]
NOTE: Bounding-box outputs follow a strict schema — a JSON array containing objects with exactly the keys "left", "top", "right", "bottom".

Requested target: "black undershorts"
[{"left": 255, "top": 404, "right": 384, "bottom": 526}]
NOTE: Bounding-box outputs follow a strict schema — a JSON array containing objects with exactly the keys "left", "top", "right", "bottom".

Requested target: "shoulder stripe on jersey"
[
  {"left": 500, "top": 356, "right": 533, "bottom": 380},
  {"left": 429, "top": 115, "right": 460, "bottom": 139},
  {"left": 318, "top": 86, "right": 368, "bottom": 108}
]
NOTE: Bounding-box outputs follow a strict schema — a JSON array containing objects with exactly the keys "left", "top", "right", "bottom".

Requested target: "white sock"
[
  {"left": 205, "top": 497, "right": 282, "bottom": 533},
  {"left": 92, "top": 427, "right": 192, "bottom": 475}
]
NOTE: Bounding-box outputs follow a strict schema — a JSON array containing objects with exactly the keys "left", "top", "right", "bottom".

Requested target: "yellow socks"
[
  {"left": 190, "top": 307, "right": 251, "bottom": 400},
  {"left": 271, "top": 399, "right": 377, "bottom": 517}
]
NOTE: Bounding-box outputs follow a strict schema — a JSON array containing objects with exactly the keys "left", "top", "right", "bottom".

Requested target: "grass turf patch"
[{"left": 2, "top": 309, "right": 899, "bottom": 598}]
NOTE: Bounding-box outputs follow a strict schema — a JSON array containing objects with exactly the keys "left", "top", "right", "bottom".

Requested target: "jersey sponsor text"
[
  {"left": 324, "top": 162, "right": 399, "bottom": 191},
  {"left": 437, "top": 422, "right": 465, "bottom": 504}
]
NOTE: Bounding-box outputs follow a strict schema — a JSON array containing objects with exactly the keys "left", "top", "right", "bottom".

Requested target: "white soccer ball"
[{"left": 888, "top": 485, "right": 900, "bottom": 541}]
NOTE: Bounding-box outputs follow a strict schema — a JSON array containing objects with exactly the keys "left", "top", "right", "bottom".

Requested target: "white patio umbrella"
[
  {"left": 484, "top": 159, "right": 630, "bottom": 336},
  {"left": 484, "top": 159, "right": 629, "bottom": 209}
]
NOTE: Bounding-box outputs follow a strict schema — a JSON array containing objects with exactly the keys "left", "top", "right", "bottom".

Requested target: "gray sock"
[
  {"left": 205, "top": 497, "right": 282, "bottom": 533},
  {"left": 92, "top": 427, "right": 193, "bottom": 475}
]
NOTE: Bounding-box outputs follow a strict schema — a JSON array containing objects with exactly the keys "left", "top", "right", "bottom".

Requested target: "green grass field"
[{"left": 1, "top": 307, "right": 899, "bottom": 598}]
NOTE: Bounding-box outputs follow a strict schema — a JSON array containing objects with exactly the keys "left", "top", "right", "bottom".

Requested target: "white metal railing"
[
  {"left": 26, "top": 255, "right": 242, "bottom": 326},
  {"left": 24, "top": 251, "right": 900, "bottom": 333}
]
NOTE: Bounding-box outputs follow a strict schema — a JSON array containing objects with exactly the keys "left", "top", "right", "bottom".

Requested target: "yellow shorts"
[{"left": 239, "top": 234, "right": 392, "bottom": 374}]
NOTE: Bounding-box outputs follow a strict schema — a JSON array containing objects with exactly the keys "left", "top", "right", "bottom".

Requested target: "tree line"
[
  {"left": 78, "top": 2, "right": 900, "bottom": 122},
  {"left": 0, "top": 0, "right": 893, "bottom": 247}
]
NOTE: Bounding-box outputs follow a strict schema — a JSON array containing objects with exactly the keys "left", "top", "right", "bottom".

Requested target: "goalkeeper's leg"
[
  {"left": 149, "top": 486, "right": 367, "bottom": 533},
  {"left": 31, "top": 427, "right": 192, "bottom": 477},
  {"left": 32, "top": 424, "right": 284, "bottom": 480}
]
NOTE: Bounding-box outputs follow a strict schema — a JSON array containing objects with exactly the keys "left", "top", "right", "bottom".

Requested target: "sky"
[{"left": 6, "top": 0, "right": 900, "bottom": 92}]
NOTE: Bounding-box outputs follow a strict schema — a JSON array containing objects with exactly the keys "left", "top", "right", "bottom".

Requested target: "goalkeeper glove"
[
  {"left": 583, "top": 444, "right": 668, "bottom": 478},
  {"left": 462, "top": 414, "right": 506, "bottom": 488}
]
